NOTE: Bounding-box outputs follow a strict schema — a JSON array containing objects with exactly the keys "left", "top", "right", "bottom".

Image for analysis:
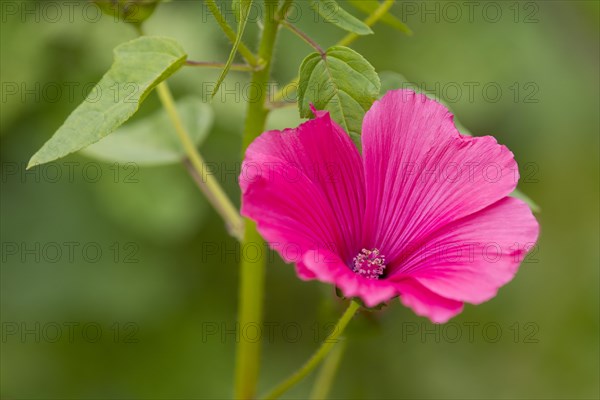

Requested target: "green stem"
[
  {"left": 278, "top": 0, "right": 294, "bottom": 19},
  {"left": 205, "top": 0, "right": 261, "bottom": 67},
  {"left": 240, "top": 1, "right": 280, "bottom": 151},
  {"left": 280, "top": 20, "right": 325, "bottom": 55},
  {"left": 235, "top": 221, "right": 267, "bottom": 398},
  {"left": 262, "top": 300, "right": 361, "bottom": 399},
  {"left": 309, "top": 339, "right": 347, "bottom": 399},
  {"left": 155, "top": 81, "right": 244, "bottom": 241},
  {"left": 235, "top": 1, "right": 282, "bottom": 398}
]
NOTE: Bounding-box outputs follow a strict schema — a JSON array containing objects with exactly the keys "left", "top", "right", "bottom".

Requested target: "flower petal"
[
  {"left": 394, "top": 279, "right": 464, "bottom": 323},
  {"left": 302, "top": 248, "right": 463, "bottom": 321},
  {"left": 240, "top": 111, "right": 365, "bottom": 272},
  {"left": 389, "top": 197, "right": 539, "bottom": 304},
  {"left": 361, "top": 89, "right": 520, "bottom": 266}
]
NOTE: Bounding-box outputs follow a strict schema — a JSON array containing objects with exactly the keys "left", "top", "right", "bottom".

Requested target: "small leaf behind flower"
[
  {"left": 298, "top": 46, "right": 380, "bottom": 144},
  {"left": 509, "top": 190, "right": 541, "bottom": 213},
  {"left": 82, "top": 97, "right": 213, "bottom": 166},
  {"left": 312, "top": 0, "right": 373, "bottom": 35},
  {"left": 28, "top": 36, "right": 187, "bottom": 168}
]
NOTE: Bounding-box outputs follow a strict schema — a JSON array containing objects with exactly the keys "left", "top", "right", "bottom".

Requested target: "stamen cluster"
[{"left": 352, "top": 248, "right": 386, "bottom": 280}]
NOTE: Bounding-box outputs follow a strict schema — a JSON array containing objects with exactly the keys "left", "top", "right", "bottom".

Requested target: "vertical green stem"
[
  {"left": 235, "top": 221, "right": 266, "bottom": 398},
  {"left": 240, "top": 1, "right": 280, "bottom": 151},
  {"left": 235, "top": 1, "right": 281, "bottom": 398}
]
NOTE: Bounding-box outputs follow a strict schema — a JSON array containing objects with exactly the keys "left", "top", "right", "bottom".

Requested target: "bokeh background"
[{"left": 1, "top": 0, "right": 599, "bottom": 398}]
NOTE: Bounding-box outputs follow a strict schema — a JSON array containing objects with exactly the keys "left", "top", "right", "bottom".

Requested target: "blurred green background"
[{"left": 1, "top": 0, "right": 598, "bottom": 398}]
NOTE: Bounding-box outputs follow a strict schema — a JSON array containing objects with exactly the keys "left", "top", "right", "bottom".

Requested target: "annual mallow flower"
[{"left": 240, "top": 89, "right": 539, "bottom": 323}]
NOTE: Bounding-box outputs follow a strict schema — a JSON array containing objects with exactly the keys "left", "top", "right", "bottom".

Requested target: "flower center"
[{"left": 352, "top": 248, "right": 386, "bottom": 280}]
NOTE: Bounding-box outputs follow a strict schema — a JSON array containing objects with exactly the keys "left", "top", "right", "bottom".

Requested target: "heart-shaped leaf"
[
  {"left": 298, "top": 46, "right": 380, "bottom": 143},
  {"left": 28, "top": 36, "right": 187, "bottom": 168},
  {"left": 81, "top": 96, "right": 213, "bottom": 166}
]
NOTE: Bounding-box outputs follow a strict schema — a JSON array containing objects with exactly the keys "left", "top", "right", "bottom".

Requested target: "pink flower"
[{"left": 240, "top": 89, "right": 539, "bottom": 323}]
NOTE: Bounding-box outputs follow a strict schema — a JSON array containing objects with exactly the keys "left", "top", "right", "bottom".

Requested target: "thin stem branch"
[
  {"left": 185, "top": 60, "right": 258, "bottom": 71},
  {"left": 204, "top": 0, "right": 261, "bottom": 67},
  {"left": 235, "top": 1, "right": 282, "bottom": 398},
  {"left": 277, "top": 0, "right": 295, "bottom": 20},
  {"left": 280, "top": 20, "right": 325, "bottom": 55},
  {"left": 155, "top": 81, "right": 244, "bottom": 242},
  {"left": 182, "top": 158, "right": 244, "bottom": 241},
  {"left": 272, "top": 0, "right": 395, "bottom": 102},
  {"left": 309, "top": 339, "right": 347, "bottom": 400},
  {"left": 261, "top": 300, "right": 361, "bottom": 399}
]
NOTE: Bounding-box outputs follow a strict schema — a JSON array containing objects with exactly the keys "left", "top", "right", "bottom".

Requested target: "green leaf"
[
  {"left": 298, "top": 46, "right": 380, "bottom": 143},
  {"left": 379, "top": 71, "right": 541, "bottom": 212},
  {"left": 81, "top": 97, "right": 213, "bottom": 166},
  {"left": 28, "top": 36, "right": 187, "bottom": 169},
  {"left": 347, "top": 0, "right": 412, "bottom": 35},
  {"left": 312, "top": 0, "right": 373, "bottom": 35},
  {"left": 211, "top": 0, "right": 254, "bottom": 98},
  {"left": 93, "top": 0, "right": 163, "bottom": 27},
  {"left": 379, "top": 70, "right": 412, "bottom": 94}
]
